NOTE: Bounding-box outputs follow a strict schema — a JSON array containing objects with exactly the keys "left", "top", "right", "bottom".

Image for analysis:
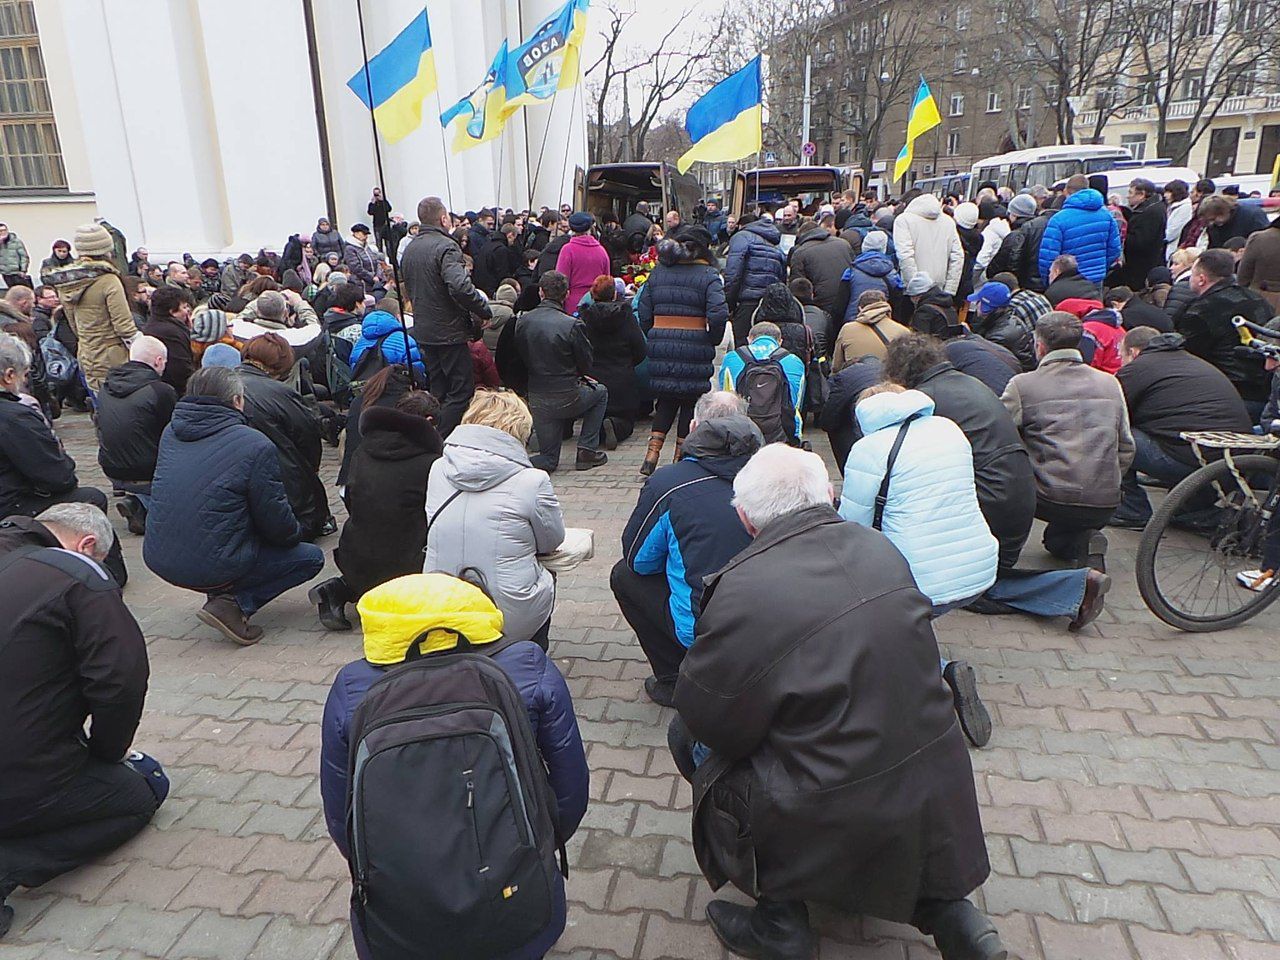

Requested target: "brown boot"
[
  {"left": 673, "top": 438, "right": 684, "bottom": 463},
  {"left": 640, "top": 431, "right": 666, "bottom": 476},
  {"left": 198, "top": 595, "right": 263, "bottom": 646}
]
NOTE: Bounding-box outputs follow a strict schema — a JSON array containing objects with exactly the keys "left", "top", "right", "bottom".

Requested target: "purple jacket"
[{"left": 555, "top": 234, "right": 612, "bottom": 313}]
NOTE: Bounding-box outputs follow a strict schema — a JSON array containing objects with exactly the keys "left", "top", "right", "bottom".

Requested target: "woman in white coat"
[{"left": 424, "top": 390, "right": 565, "bottom": 647}]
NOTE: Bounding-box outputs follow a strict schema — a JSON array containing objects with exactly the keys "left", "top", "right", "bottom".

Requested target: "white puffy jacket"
[
  {"left": 838, "top": 389, "right": 998, "bottom": 605},
  {"left": 424, "top": 424, "right": 565, "bottom": 642},
  {"left": 892, "top": 195, "right": 965, "bottom": 295}
]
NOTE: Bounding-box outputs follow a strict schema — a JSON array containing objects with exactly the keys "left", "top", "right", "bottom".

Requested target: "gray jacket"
[
  {"left": 423, "top": 424, "right": 565, "bottom": 642},
  {"left": 1000, "top": 348, "right": 1134, "bottom": 509},
  {"left": 400, "top": 226, "right": 490, "bottom": 346}
]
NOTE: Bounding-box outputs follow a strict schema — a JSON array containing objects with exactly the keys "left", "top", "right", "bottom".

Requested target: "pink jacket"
[{"left": 555, "top": 234, "right": 611, "bottom": 313}]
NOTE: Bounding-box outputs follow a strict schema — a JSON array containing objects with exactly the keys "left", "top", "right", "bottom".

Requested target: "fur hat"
[
  {"left": 73, "top": 223, "right": 114, "bottom": 259},
  {"left": 191, "top": 308, "right": 229, "bottom": 344}
]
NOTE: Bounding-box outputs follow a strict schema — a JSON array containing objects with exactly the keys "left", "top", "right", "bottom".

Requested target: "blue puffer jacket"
[
  {"left": 723, "top": 220, "right": 786, "bottom": 305},
  {"left": 621, "top": 415, "right": 760, "bottom": 646},
  {"left": 320, "top": 640, "right": 589, "bottom": 960},
  {"left": 837, "top": 389, "right": 997, "bottom": 605},
  {"left": 349, "top": 309, "right": 425, "bottom": 377},
  {"left": 144, "top": 397, "right": 301, "bottom": 589},
  {"left": 636, "top": 245, "right": 729, "bottom": 398},
  {"left": 841, "top": 252, "right": 903, "bottom": 324},
  {"left": 1038, "top": 189, "right": 1121, "bottom": 284}
]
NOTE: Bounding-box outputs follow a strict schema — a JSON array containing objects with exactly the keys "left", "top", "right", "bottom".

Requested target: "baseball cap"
[{"left": 967, "top": 281, "right": 1011, "bottom": 310}]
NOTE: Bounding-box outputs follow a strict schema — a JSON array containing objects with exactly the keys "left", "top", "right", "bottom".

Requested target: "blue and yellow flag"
[
  {"left": 440, "top": 42, "right": 511, "bottom": 154},
  {"left": 894, "top": 78, "right": 943, "bottom": 183},
  {"left": 503, "top": 0, "right": 589, "bottom": 113},
  {"left": 677, "top": 58, "right": 763, "bottom": 175},
  {"left": 346, "top": 8, "right": 437, "bottom": 145}
]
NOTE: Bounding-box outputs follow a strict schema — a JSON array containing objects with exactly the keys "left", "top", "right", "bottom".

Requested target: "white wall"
[{"left": 21, "top": 0, "right": 587, "bottom": 262}]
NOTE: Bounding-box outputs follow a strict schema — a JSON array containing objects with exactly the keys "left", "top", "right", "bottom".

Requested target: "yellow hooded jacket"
[{"left": 357, "top": 573, "right": 505, "bottom": 665}]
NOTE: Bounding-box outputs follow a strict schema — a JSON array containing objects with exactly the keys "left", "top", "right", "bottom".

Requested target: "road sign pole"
[{"left": 801, "top": 54, "right": 812, "bottom": 167}]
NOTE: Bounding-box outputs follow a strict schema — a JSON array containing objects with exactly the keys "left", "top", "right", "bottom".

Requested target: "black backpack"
[
  {"left": 734, "top": 345, "right": 797, "bottom": 445},
  {"left": 345, "top": 631, "right": 566, "bottom": 960}
]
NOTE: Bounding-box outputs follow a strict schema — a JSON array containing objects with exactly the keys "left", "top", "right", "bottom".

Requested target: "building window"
[
  {"left": 1187, "top": 0, "right": 1216, "bottom": 36},
  {"left": 956, "top": 6, "right": 971, "bottom": 29},
  {"left": 1183, "top": 69, "right": 1206, "bottom": 100},
  {"left": 838, "top": 141, "right": 850, "bottom": 162},
  {"left": 1121, "top": 133, "right": 1147, "bottom": 160},
  {"left": 987, "top": 90, "right": 1002, "bottom": 112},
  {"left": 947, "top": 131, "right": 961, "bottom": 155},
  {"left": 1016, "top": 83, "right": 1034, "bottom": 109},
  {"left": 954, "top": 50, "right": 969, "bottom": 72},
  {"left": 1045, "top": 82, "right": 1060, "bottom": 105},
  {"left": 0, "top": 0, "right": 66, "bottom": 192},
  {"left": 950, "top": 93, "right": 965, "bottom": 116},
  {"left": 1232, "top": 0, "right": 1262, "bottom": 29},
  {"left": 1229, "top": 67, "right": 1255, "bottom": 97}
]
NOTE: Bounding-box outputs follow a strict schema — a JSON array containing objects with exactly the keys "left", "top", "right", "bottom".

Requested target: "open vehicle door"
[
  {"left": 730, "top": 169, "right": 747, "bottom": 218},
  {"left": 572, "top": 165, "right": 586, "bottom": 212}
]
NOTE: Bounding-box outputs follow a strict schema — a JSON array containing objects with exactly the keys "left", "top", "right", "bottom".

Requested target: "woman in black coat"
[
  {"left": 335, "top": 364, "right": 415, "bottom": 486},
  {"left": 635, "top": 226, "right": 728, "bottom": 475},
  {"left": 237, "top": 334, "right": 332, "bottom": 541},
  {"left": 580, "top": 276, "right": 647, "bottom": 448},
  {"left": 310, "top": 391, "right": 443, "bottom": 630}
]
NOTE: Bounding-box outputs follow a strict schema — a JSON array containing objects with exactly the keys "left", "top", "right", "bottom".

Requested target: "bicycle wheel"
[{"left": 1136, "top": 454, "right": 1280, "bottom": 632}]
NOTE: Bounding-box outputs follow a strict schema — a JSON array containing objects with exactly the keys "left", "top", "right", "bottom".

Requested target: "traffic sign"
[
  {"left": 802, "top": 141, "right": 817, "bottom": 157},
  {"left": 764, "top": 150, "right": 777, "bottom": 164}
]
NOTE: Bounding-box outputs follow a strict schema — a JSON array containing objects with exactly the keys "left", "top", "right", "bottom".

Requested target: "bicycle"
[{"left": 1135, "top": 316, "right": 1280, "bottom": 631}]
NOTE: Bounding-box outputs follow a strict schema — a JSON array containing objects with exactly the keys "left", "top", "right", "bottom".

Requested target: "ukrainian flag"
[
  {"left": 440, "top": 42, "right": 511, "bottom": 154},
  {"left": 893, "top": 78, "right": 942, "bottom": 184},
  {"left": 677, "top": 57, "right": 763, "bottom": 175},
  {"left": 503, "top": 0, "right": 590, "bottom": 112},
  {"left": 346, "top": 9, "right": 437, "bottom": 146}
]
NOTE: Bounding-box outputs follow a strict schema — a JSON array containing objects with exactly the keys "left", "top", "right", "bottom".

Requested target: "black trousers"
[
  {"left": 610, "top": 560, "right": 685, "bottom": 681},
  {"left": 651, "top": 396, "right": 696, "bottom": 440},
  {"left": 423, "top": 341, "right": 475, "bottom": 438},
  {"left": 0, "top": 758, "right": 158, "bottom": 892},
  {"left": 7, "top": 486, "right": 127, "bottom": 587},
  {"left": 732, "top": 300, "right": 759, "bottom": 348},
  {"left": 1035, "top": 498, "right": 1114, "bottom": 564}
]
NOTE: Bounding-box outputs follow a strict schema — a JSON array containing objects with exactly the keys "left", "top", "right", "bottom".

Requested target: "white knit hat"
[{"left": 73, "top": 222, "right": 114, "bottom": 258}]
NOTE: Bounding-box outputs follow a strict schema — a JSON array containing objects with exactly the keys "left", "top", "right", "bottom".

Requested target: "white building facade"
[{"left": 2, "top": 0, "right": 587, "bottom": 262}]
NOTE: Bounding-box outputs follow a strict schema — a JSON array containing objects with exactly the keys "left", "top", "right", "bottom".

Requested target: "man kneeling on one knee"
[
  {"left": 0, "top": 504, "right": 167, "bottom": 938},
  {"left": 669, "top": 445, "right": 1007, "bottom": 960}
]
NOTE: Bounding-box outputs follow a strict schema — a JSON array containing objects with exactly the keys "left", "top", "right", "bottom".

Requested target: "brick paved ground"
[{"left": 4, "top": 411, "right": 1279, "bottom": 960}]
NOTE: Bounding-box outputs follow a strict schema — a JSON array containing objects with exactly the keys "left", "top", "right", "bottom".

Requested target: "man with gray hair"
[
  {"left": 144, "top": 366, "right": 324, "bottom": 644},
  {"left": 95, "top": 335, "right": 176, "bottom": 534},
  {"left": 0, "top": 502, "right": 163, "bottom": 936},
  {"left": 613, "top": 390, "right": 762, "bottom": 705},
  {"left": 671, "top": 443, "right": 1004, "bottom": 960},
  {"left": 1002, "top": 311, "right": 1134, "bottom": 570},
  {"left": 0, "top": 332, "right": 126, "bottom": 584}
]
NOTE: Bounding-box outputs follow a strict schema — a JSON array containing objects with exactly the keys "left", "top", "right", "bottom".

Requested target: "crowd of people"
[{"left": 2, "top": 167, "right": 1279, "bottom": 960}]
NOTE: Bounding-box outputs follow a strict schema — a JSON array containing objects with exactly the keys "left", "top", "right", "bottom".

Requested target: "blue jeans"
[
  {"left": 530, "top": 381, "right": 609, "bottom": 472},
  {"left": 227, "top": 543, "right": 325, "bottom": 616},
  {"left": 1117, "top": 429, "right": 1197, "bottom": 522},
  {"left": 985, "top": 567, "right": 1089, "bottom": 617}
]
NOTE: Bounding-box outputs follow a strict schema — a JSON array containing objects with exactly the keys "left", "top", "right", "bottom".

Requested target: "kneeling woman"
[
  {"left": 424, "top": 391, "right": 566, "bottom": 648},
  {"left": 320, "top": 573, "right": 589, "bottom": 959}
]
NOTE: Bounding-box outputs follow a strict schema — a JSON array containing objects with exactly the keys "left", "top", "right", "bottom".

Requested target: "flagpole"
[
  {"left": 354, "top": 0, "right": 412, "bottom": 363},
  {"left": 431, "top": 88, "right": 456, "bottom": 213}
]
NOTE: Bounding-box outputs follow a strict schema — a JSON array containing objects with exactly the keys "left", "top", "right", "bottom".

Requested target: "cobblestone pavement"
[{"left": 4, "top": 410, "right": 1279, "bottom": 960}]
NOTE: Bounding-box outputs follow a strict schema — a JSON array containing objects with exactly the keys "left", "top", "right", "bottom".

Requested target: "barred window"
[{"left": 0, "top": 0, "right": 65, "bottom": 192}]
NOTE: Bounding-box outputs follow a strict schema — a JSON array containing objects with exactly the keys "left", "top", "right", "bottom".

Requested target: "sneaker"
[
  {"left": 644, "top": 675, "right": 677, "bottom": 707},
  {"left": 575, "top": 448, "right": 608, "bottom": 471},
  {"left": 1068, "top": 570, "right": 1111, "bottom": 632},
  {"left": 1236, "top": 569, "right": 1275, "bottom": 592},
  {"left": 943, "top": 660, "right": 992, "bottom": 749},
  {"left": 197, "top": 596, "right": 263, "bottom": 646}
]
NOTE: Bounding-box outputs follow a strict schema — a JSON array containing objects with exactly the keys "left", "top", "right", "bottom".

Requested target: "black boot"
[
  {"left": 943, "top": 660, "right": 992, "bottom": 748},
  {"left": 116, "top": 494, "right": 147, "bottom": 536},
  {"left": 706, "top": 898, "right": 815, "bottom": 960},
  {"left": 914, "top": 899, "right": 1007, "bottom": 960},
  {"left": 308, "top": 577, "right": 353, "bottom": 631},
  {"left": 0, "top": 879, "right": 17, "bottom": 938}
]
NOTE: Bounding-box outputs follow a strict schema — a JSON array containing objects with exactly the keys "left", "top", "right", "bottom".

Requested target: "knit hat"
[
  {"left": 568, "top": 211, "right": 594, "bottom": 232},
  {"left": 1008, "top": 194, "right": 1038, "bottom": 219},
  {"left": 904, "top": 273, "right": 934, "bottom": 296},
  {"left": 74, "top": 223, "right": 114, "bottom": 258},
  {"left": 191, "top": 308, "right": 229, "bottom": 344},
  {"left": 953, "top": 202, "right": 980, "bottom": 229},
  {"left": 358, "top": 573, "right": 504, "bottom": 666},
  {"left": 494, "top": 282, "right": 518, "bottom": 305},
  {"left": 201, "top": 342, "right": 241, "bottom": 368},
  {"left": 862, "top": 230, "right": 889, "bottom": 253}
]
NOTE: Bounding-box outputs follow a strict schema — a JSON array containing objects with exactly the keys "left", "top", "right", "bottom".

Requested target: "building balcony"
[{"left": 1074, "top": 92, "right": 1280, "bottom": 128}]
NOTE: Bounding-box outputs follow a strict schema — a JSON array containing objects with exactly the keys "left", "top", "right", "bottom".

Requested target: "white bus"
[{"left": 968, "top": 145, "right": 1133, "bottom": 197}]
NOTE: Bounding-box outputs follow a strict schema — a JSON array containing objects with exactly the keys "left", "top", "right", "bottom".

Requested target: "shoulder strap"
[
  {"left": 425, "top": 489, "right": 464, "bottom": 539},
  {"left": 872, "top": 414, "right": 920, "bottom": 531},
  {"left": 868, "top": 320, "right": 891, "bottom": 347},
  {"left": 768, "top": 346, "right": 789, "bottom": 361},
  {"left": 735, "top": 345, "right": 755, "bottom": 365},
  {"left": 0, "top": 543, "right": 116, "bottom": 590}
]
